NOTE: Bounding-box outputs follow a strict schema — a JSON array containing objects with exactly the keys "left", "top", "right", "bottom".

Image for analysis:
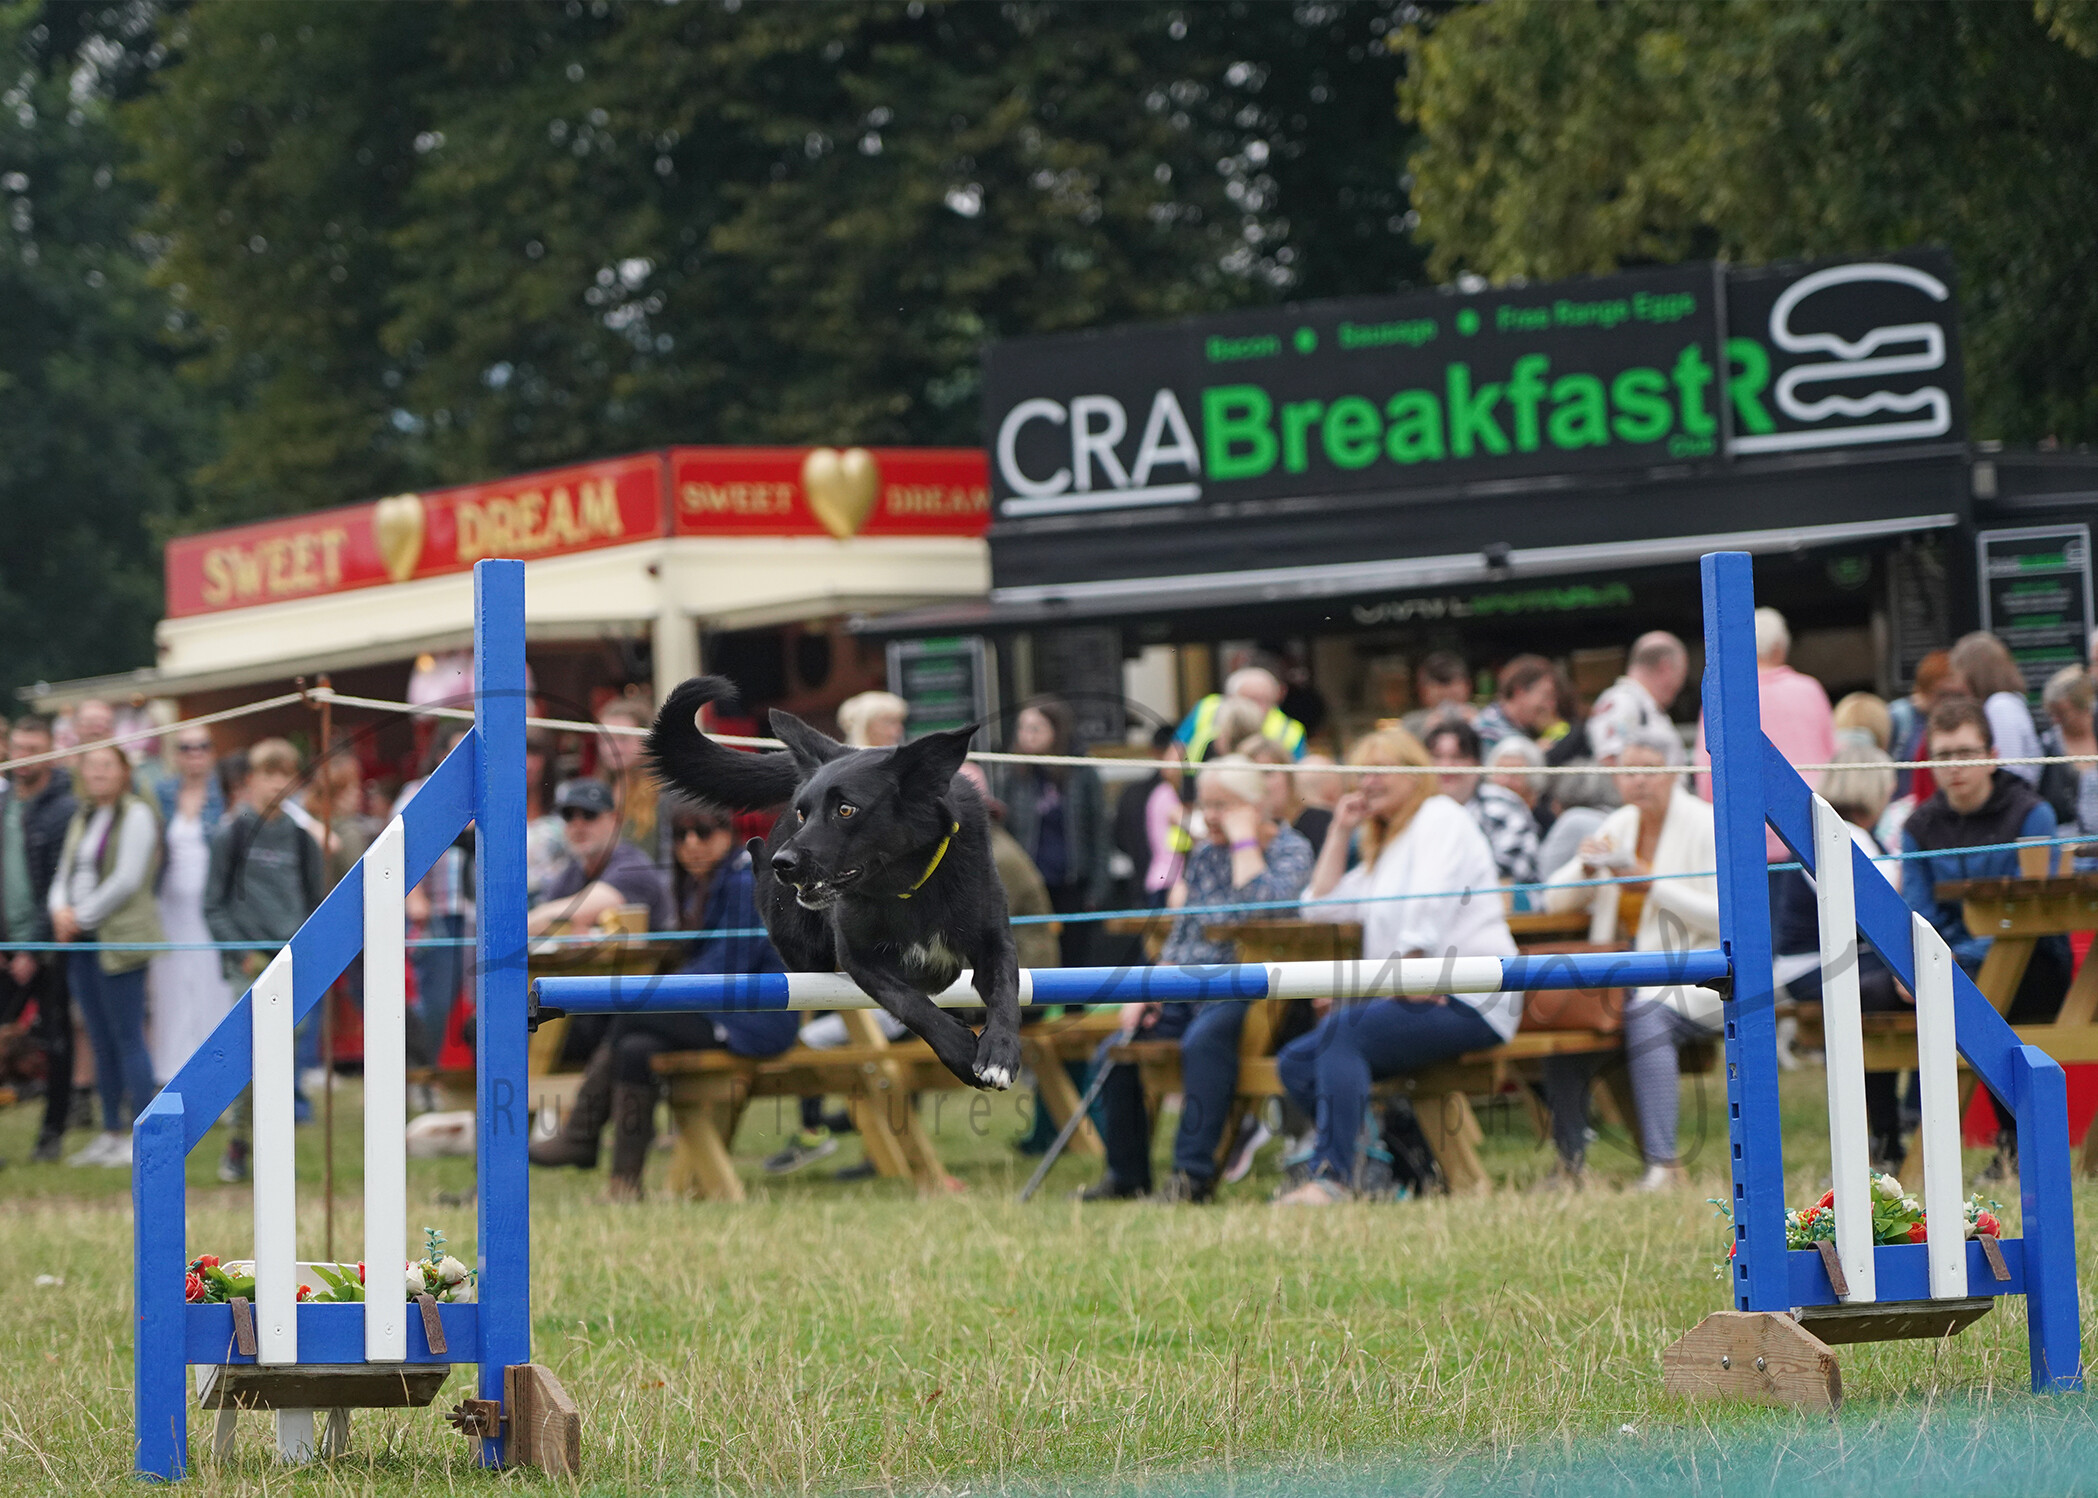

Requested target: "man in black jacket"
[{"left": 0, "top": 716, "right": 78, "bottom": 1161}]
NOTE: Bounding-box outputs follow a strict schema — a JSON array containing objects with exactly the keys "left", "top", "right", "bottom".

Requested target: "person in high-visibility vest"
[{"left": 1173, "top": 667, "right": 1308, "bottom": 763}]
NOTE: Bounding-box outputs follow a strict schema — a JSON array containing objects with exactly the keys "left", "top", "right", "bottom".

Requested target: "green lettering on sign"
[
  {"left": 1202, "top": 385, "right": 1277, "bottom": 480},
  {"left": 1322, "top": 396, "right": 1381, "bottom": 469},
  {"left": 1725, "top": 337, "right": 1774, "bottom": 434},
  {"left": 1385, "top": 390, "right": 1445, "bottom": 464},
  {"left": 1447, "top": 364, "right": 1508, "bottom": 457},
  {"left": 1609, "top": 367, "right": 1673, "bottom": 443}
]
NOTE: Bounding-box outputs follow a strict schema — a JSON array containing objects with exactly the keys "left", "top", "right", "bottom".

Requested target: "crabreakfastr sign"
[{"left": 982, "top": 251, "right": 1963, "bottom": 521}]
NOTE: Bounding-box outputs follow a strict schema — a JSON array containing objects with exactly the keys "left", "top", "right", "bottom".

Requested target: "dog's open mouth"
[{"left": 792, "top": 868, "right": 862, "bottom": 910}]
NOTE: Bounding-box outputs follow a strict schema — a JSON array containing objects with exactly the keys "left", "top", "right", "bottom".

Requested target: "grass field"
[{"left": 3, "top": 1069, "right": 2096, "bottom": 1497}]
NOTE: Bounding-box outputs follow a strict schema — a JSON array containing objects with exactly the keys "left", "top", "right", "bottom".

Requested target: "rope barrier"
[
  {"left": 0, "top": 692, "right": 312, "bottom": 777},
  {"left": 306, "top": 687, "right": 2098, "bottom": 777},
  {"left": 22, "top": 831, "right": 2090, "bottom": 954}
]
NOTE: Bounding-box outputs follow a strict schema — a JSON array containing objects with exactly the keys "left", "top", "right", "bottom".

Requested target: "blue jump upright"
[
  {"left": 1701, "top": 551, "right": 2079, "bottom": 1391},
  {"left": 132, "top": 550, "right": 2080, "bottom": 1479},
  {"left": 131, "top": 561, "right": 534, "bottom": 1480}
]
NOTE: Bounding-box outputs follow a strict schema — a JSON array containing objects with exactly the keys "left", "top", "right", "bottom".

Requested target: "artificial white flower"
[{"left": 437, "top": 1256, "right": 468, "bottom": 1286}]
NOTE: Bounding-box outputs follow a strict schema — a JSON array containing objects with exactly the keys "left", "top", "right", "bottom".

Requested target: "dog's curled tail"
[{"left": 646, "top": 675, "right": 800, "bottom": 810}]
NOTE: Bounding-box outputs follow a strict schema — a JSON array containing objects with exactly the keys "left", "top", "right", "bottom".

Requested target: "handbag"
[{"left": 1516, "top": 939, "right": 1625, "bottom": 1032}]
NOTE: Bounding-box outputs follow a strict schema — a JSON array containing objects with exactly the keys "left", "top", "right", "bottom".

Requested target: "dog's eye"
[
  {"left": 796, "top": 808, "right": 806, "bottom": 824},
  {"left": 837, "top": 803, "right": 857, "bottom": 819}
]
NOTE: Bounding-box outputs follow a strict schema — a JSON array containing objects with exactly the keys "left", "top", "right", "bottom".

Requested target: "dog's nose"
[{"left": 770, "top": 848, "right": 801, "bottom": 882}]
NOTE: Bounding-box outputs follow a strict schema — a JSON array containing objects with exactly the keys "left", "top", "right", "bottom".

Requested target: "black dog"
[{"left": 646, "top": 677, "right": 1023, "bottom": 1091}]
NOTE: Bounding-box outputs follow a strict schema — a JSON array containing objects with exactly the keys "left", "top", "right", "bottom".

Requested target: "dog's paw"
[{"left": 971, "top": 1028, "right": 1022, "bottom": 1091}]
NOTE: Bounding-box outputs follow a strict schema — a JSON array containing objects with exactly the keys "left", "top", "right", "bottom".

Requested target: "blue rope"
[{"left": 19, "top": 832, "right": 2089, "bottom": 953}]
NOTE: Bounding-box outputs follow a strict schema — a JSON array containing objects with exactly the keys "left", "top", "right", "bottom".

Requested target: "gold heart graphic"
[
  {"left": 801, "top": 447, "right": 880, "bottom": 540},
  {"left": 373, "top": 493, "right": 426, "bottom": 584}
]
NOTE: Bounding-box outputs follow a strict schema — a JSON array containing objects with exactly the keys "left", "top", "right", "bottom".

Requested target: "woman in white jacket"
[
  {"left": 1539, "top": 723, "right": 1720, "bottom": 1190},
  {"left": 1274, "top": 727, "right": 1521, "bottom": 1202}
]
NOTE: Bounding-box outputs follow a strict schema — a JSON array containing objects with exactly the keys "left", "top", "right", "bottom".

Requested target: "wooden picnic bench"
[{"left": 649, "top": 1007, "right": 1126, "bottom": 1200}]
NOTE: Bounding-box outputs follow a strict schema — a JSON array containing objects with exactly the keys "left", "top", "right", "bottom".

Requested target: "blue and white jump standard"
[{"left": 131, "top": 552, "right": 2081, "bottom": 1478}]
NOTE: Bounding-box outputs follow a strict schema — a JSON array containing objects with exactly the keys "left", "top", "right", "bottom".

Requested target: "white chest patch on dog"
[{"left": 903, "top": 937, "right": 962, "bottom": 971}]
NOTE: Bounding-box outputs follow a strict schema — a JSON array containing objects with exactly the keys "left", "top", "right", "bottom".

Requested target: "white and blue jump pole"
[
  {"left": 133, "top": 561, "right": 531, "bottom": 1479},
  {"left": 132, "top": 551, "right": 2079, "bottom": 1479}
]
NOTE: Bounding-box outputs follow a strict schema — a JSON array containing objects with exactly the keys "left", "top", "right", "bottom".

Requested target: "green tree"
[
  {"left": 1401, "top": 0, "right": 2098, "bottom": 443},
  {"left": 126, "top": 1, "right": 1429, "bottom": 518},
  {"left": 0, "top": 1, "right": 205, "bottom": 700}
]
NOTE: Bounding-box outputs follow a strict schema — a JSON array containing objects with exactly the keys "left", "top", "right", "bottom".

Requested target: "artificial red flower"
[
  {"left": 1908, "top": 1220, "right": 1929, "bottom": 1243},
  {"left": 1728, "top": 1242, "right": 1738, "bottom": 1260},
  {"left": 296, "top": 1285, "right": 313, "bottom": 1302},
  {"left": 195, "top": 1254, "right": 220, "bottom": 1270},
  {"left": 1977, "top": 1212, "right": 2001, "bottom": 1237},
  {"left": 356, "top": 1262, "right": 366, "bottom": 1283},
  {"left": 1800, "top": 1206, "right": 1819, "bottom": 1225},
  {"left": 184, "top": 1272, "right": 206, "bottom": 1304},
  {"left": 1816, "top": 1190, "right": 1834, "bottom": 1210}
]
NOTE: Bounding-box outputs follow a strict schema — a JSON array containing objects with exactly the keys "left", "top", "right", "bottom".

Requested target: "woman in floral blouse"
[{"left": 1081, "top": 756, "right": 1314, "bottom": 1203}]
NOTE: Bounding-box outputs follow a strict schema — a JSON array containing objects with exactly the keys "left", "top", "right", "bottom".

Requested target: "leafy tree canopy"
[
  {"left": 1400, "top": 0, "right": 2098, "bottom": 444},
  {"left": 0, "top": 0, "right": 205, "bottom": 700},
  {"left": 127, "top": 0, "right": 1429, "bottom": 523}
]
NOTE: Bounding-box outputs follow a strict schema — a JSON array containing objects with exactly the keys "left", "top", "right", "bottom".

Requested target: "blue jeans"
[
  {"left": 68, "top": 952, "right": 155, "bottom": 1132},
  {"left": 1096, "top": 1003, "right": 1192, "bottom": 1190},
  {"left": 1277, "top": 998, "right": 1500, "bottom": 1182},
  {"left": 1172, "top": 1000, "right": 1250, "bottom": 1180},
  {"left": 411, "top": 915, "right": 467, "bottom": 1065}
]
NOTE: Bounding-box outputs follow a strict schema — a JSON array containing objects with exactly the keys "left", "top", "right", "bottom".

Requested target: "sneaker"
[
  {"left": 31, "top": 1133, "right": 63, "bottom": 1165},
  {"left": 1273, "top": 1175, "right": 1350, "bottom": 1206},
  {"left": 1633, "top": 1163, "right": 1690, "bottom": 1193},
  {"left": 832, "top": 1159, "right": 879, "bottom": 1182},
  {"left": 761, "top": 1129, "right": 837, "bottom": 1175},
  {"left": 67, "top": 1133, "right": 118, "bottom": 1167},
  {"left": 1529, "top": 1162, "right": 1584, "bottom": 1195},
  {"left": 1150, "top": 1169, "right": 1216, "bottom": 1205},
  {"left": 101, "top": 1133, "right": 133, "bottom": 1168},
  {"left": 1221, "top": 1116, "right": 1274, "bottom": 1186},
  {"left": 1075, "top": 1173, "right": 1147, "bottom": 1202},
  {"left": 218, "top": 1139, "right": 251, "bottom": 1184}
]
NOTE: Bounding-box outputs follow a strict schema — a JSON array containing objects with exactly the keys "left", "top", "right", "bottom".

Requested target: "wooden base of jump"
[
  {"left": 1662, "top": 1299, "right": 1997, "bottom": 1413},
  {"left": 196, "top": 1361, "right": 576, "bottom": 1473}
]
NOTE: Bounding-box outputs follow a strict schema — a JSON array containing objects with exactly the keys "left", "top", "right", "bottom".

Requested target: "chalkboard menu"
[
  {"left": 886, "top": 636, "right": 994, "bottom": 747},
  {"left": 1033, "top": 627, "right": 1127, "bottom": 749},
  {"left": 1887, "top": 539, "right": 1953, "bottom": 689},
  {"left": 1977, "top": 524, "right": 2095, "bottom": 699}
]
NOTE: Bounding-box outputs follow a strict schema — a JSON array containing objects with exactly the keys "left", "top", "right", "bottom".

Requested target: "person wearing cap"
[{"left": 528, "top": 777, "right": 675, "bottom": 937}]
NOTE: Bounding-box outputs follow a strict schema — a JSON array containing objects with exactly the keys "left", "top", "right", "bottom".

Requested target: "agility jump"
[{"left": 131, "top": 552, "right": 2081, "bottom": 1479}]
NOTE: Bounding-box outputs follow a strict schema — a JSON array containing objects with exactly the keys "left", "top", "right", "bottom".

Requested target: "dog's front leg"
[
  {"left": 839, "top": 956, "right": 1004, "bottom": 1090},
  {"left": 968, "top": 926, "right": 1023, "bottom": 1091}
]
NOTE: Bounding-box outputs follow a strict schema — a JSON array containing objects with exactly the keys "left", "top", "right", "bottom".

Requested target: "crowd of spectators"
[{"left": 4, "top": 609, "right": 2091, "bottom": 1202}]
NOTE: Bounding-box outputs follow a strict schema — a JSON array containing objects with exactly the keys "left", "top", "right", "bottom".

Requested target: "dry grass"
[{"left": 2, "top": 1071, "right": 2094, "bottom": 1496}]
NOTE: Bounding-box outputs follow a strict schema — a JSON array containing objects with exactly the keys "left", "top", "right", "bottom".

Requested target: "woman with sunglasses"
[
  {"left": 530, "top": 800, "right": 789, "bottom": 1198},
  {"left": 147, "top": 729, "right": 232, "bottom": 1084}
]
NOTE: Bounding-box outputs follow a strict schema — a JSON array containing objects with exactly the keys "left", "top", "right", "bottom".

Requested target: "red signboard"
[
  {"left": 165, "top": 453, "right": 666, "bottom": 618},
  {"left": 670, "top": 447, "right": 989, "bottom": 539},
  {"left": 165, "top": 446, "right": 988, "bottom": 618}
]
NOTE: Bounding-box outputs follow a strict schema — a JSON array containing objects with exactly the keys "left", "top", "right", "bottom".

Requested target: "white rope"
[
  {"left": 0, "top": 692, "right": 312, "bottom": 777},
  {"left": 308, "top": 690, "right": 2098, "bottom": 777},
  {"left": 22, "top": 682, "right": 2093, "bottom": 782}
]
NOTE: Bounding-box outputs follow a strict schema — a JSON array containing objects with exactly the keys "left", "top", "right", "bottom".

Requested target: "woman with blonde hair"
[
  {"left": 1082, "top": 755, "right": 1314, "bottom": 1202},
  {"left": 1832, "top": 692, "right": 1892, "bottom": 752},
  {"left": 835, "top": 690, "right": 909, "bottom": 749},
  {"left": 1273, "top": 727, "right": 1521, "bottom": 1202}
]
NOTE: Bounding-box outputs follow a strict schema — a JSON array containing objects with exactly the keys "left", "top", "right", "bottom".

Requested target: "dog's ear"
[
  {"left": 890, "top": 724, "right": 975, "bottom": 798},
  {"left": 768, "top": 710, "right": 850, "bottom": 772}
]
